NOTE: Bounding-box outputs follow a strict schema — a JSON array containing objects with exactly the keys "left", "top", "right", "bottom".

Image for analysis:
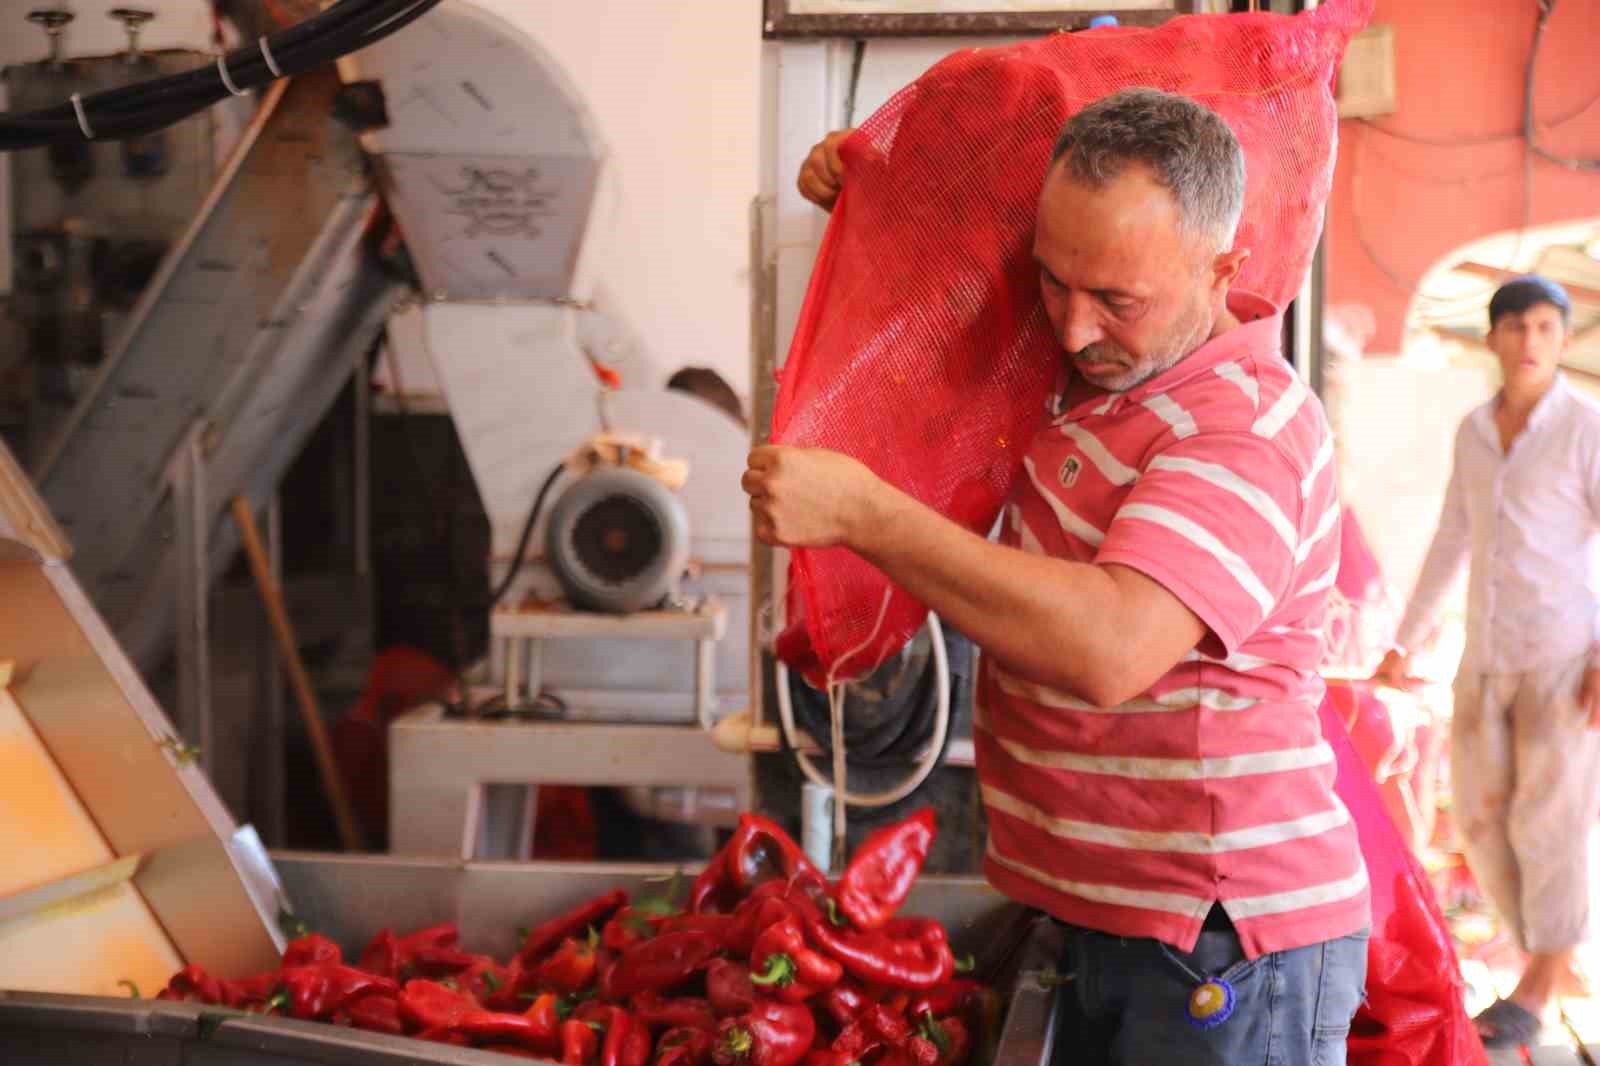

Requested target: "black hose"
[{"left": 489, "top": 463, "right": 568, "bottom": 608}]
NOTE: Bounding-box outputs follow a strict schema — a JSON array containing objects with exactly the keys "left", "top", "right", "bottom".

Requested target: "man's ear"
[{"left": 1210, "top": 247, "right": 1250, "bottom": 296}]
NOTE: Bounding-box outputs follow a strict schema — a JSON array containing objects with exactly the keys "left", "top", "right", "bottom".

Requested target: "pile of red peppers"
[{"left": 155, "top": 808, "right": 1001, "bottom": 1066}]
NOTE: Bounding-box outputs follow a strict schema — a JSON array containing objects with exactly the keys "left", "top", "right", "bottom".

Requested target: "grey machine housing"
[{"left": 544, "top": 465, "right": 692, "bottom": 613}]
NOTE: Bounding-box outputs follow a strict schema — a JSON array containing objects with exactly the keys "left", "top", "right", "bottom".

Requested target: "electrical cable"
[
  {"left": 0, "top": 0, "right": 442, "bottom": 151},
  {"left": 1524, "top": 0, "right": 1600, "bottom": 173},
  {"left": 1353, "top": 0, "right": 1600, "bottom": 317},
  {"left": 489, "top": 463, "right": 568, "bottom": 608}
]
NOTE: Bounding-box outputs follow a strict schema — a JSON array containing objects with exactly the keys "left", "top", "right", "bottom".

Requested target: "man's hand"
[
  {"left": 742, "top": 445, "right": 884, "bottom": 548},
  {"left": 1580, "top": 667, "right": 1600, "bottom": 729},
  {"left": 1371, "top": 648, "right": 1421, "bottom": 691},
  {"left": 797, "top": 129, "right": 854, "bottom": 212}
]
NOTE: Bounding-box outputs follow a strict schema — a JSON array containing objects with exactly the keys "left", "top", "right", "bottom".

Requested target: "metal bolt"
[
  {"left": 108, "top": 8, "right": 155, "bottom": 65},
  {"left": 26, "top": 8, "right": 75, "bottom": 66}
]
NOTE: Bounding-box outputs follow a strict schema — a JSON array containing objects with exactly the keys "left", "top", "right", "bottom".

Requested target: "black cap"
[{"left": 1488, "top": 274, "right": 1572, "bottom": 329}]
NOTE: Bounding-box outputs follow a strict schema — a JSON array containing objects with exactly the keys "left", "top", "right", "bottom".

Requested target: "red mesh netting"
[
  {"left": 771, "top": 0, "right": 1372, "bottom": 686},
  {"left": 1321, "top": 692, "right": 1489, "bottom": 1066}
]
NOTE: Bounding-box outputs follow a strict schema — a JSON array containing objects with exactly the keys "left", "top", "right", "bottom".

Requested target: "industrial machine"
[{"left": 0, "top": 0, "right": 975, "bottom": 966}]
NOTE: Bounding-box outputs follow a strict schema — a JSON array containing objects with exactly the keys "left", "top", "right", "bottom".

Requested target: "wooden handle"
[{"left": 230, "top": 496, "right": 365, "bottom": 851}]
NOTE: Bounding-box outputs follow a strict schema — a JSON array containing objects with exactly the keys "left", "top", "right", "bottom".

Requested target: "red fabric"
[
  {"left": 531, "top": 786, "right": 600, "bottom": 861},
  {"left": 771, "top": 0, "right": 1373, "bottom": 686},
  {"left": 1323, "top": 694, "right": 1488, "bottom": 1066},
  {"left": 333, "top": 646, "right": 456, "bottom": 842},
  {"left": 1338, "top": 507, "right": 1386, "bottom": 605}
]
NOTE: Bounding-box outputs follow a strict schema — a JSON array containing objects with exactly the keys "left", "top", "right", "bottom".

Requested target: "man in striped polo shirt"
[{"left": 748, "top": 88, "right": 1368, "bottom": 1063}]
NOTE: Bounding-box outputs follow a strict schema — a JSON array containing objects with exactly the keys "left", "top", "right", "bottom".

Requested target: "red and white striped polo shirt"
[{"left": 978, "top": 292, "right": 1368, "bottom": 959}]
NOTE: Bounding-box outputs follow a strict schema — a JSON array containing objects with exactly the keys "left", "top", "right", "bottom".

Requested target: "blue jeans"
[{"left": 1054, "top": 923, "right": 1369, "bottom": 1065}]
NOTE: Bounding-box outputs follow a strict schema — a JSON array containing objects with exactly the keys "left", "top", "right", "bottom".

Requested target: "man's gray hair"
[{"left": 1050, "top": 88, "right": 1246, "bottom": 254}]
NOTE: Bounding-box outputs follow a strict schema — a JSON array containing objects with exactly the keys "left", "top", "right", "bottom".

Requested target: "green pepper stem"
[
  {"left": 722, "top": 1027, "right": 754, "bottom": 1056},
  {"left": 749, "top": 954, "right": 797, "bottom": 987},
  {"left": 954, "top": 954, "right": 976, "bottom": 975}
]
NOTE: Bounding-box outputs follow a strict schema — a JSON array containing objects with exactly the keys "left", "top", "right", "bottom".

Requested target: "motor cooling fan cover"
[{"left": 545, "top": 466, "right": 691, "bottom": 613}]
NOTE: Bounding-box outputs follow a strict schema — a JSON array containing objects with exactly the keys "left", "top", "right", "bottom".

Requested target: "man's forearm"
[{"left": 846, "top": 482, "right": 1183, "bottom": 705}]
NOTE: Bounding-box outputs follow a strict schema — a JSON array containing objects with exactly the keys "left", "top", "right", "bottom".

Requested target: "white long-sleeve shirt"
[{"left": 1396, "top": 374, "right": 1600, "bottom": 674}]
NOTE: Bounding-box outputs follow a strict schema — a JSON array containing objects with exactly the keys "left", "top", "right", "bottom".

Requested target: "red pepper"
[
  {"left": 632, "top": 993, "right": 720, "bottom": 1033},
  {"left": 357, "top": 923, "right": 463, "bottom": 980},
  {"left": 690, "top": 838, "right": 741, "bottom": 915},
  {"left": 657, "top": 1026, "right": 716, "bottom": 1066},
  {"left": 602, "top": 929, "right": 721, "bottom": 1000},
  {"left": 416, "top": 1026, "right": 471, "bottom": 1046},
  {"left": 817, "top": 982, "right": 872, "bottom": 1028},
  {"left": 604, "top": 907, "right": 662, "bottom": 952},
  {"left": 156, "top": 964, "right": 225, "bottom": 1004},
  {"left": 484, "top": 1047, "right": 545, "bottom": 1060},
  {"left": 345, "top": 994, "right": 405, "bottom": 1035},
  {"left": 728, "top": 815, "right": 822, "bottom": 895},
  {"left": 907, "top": 980, "right": 979, "bottom": 1021},
  {"left": 459, "top": 955, "right": 516, "bottom": 1007},
  {"left": 802, "top": 912, "right": 954, "bottom": 990},
  {"left": 592, "top": 1004, "right": 636, "bottom": 1066},
  {"left": 728, "top": 894, "right": 801, "bottom": 957},
  {"left": 832, "top": 1004, "right": 912, "bottom": 1058},
  {"left": 622, "top": 1013, "right": 654, "bottom": 1066},
  {"left": 282, "top": 933, "right": 343, "bottom": 968},
  {"left": 564, "top": 1017, "right": 603, "bottom": 1066},
  {"left": 749, "top": 917, "right": 843, "bottom": 1003},
  {"left": 705, "top": 959, "right": 757, "bottom": 1018},
  {"left": 803, "top": 1052, "right": 859, "bottom": 1066},
  {"left": 692, "top": 815, "right": 821, "bottom": 913},
  {"left": 658, "top": 913, "right": 738, "bottom": 942},
  {"left": 398, "top": 978, "right": 477, "bottom": 1031},
  {"left": 837, "top": 809, "right": 935, "bottom": 931},
  {"left": 411, "top": 944, "right": 481, "bottom": 977},
  {"left": 713, "top": 1001, "right": 815, "bottom": 1066},
  {"left": 458, "top": 1006, "right": 562, "bottom": 1048},
  {"left": 522, "top": 991, "right": 566, "bottom": 1045},
  {"left": 921, "top": 1014, "right": 971, "bottom": 1066},
  {"left": 399, "top": 977, "right": 565, "bottom": 1049},
  {"left": 219, "top": 972, "right": 282, "bottom": 1010},
  {"left": 538, "top": 928, "right": 603, "bottom": 994},
  {"left": 879, "top": 991, "right": 913, "bottom": 1017},
  {"left": 282, "top": 964, "right": 399, "bottom": 1020},
  {"left": 357, "top": 929, "right": 402, "bottom": 977},
  {"left": 521, "top": 890, "right": 630, "bottom": 967}
]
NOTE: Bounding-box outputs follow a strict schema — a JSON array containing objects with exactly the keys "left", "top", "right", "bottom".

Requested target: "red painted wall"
[{"left": 1325, "top": 0, "right": 1600, "bottom": 353}]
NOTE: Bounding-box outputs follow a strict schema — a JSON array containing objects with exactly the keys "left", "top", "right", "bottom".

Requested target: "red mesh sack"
[
  {"left": 1320, "top": 694, "right": 1488, "bottom": 1066},
  {"left": 771, "top": 0, "right": 1372, "bottom": 685}
]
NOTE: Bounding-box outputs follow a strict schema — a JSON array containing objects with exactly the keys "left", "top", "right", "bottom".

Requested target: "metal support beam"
[
  {"left": 256, "top": 493, "right": 287, "bottom": 846},
  {"left": 171, "top": 426, "right": 211, "bottom": 774}
]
